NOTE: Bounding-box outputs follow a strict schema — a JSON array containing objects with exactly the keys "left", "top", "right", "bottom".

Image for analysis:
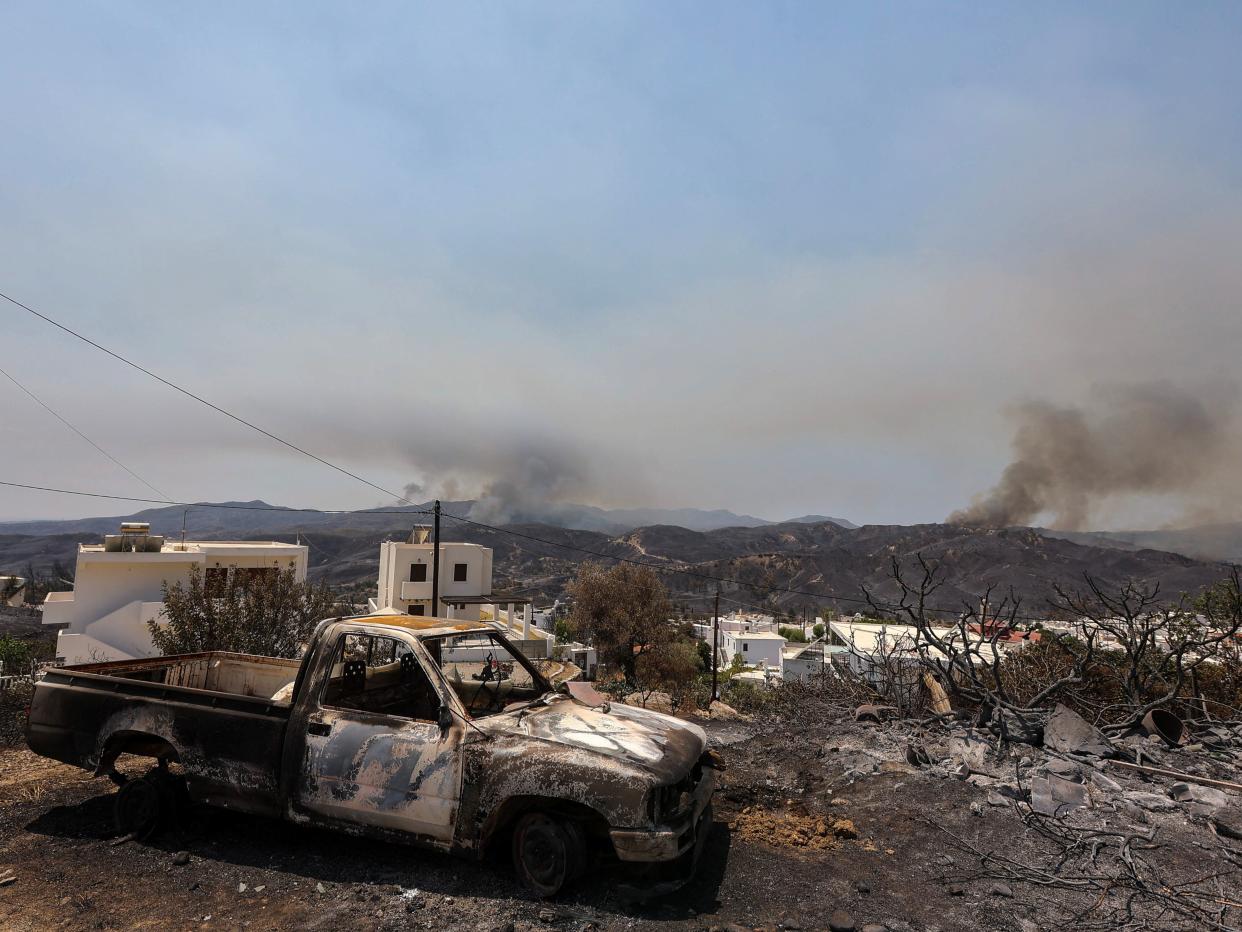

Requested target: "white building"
[
  {"left": 43, "top": 523, "right": 308, "bottom": 666},
  {"left": 780, "top": 642, "right": 844, "bottom": 682},
  {"left": 372, "top": 530, "right": 497, "bottom": 619},
  {"left": 720, "top": 629, "right": 786, "bottom": 671}
]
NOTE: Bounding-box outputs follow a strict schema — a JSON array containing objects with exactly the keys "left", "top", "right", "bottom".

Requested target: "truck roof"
[{"left": 338, "top": 611, "right": 494, "bottom": 639}]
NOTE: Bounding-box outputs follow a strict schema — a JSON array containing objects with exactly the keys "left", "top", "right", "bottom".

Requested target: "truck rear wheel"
[
  {"left": 113, "top": 770, "right": 184, "bottom": 839},
  {"left": 114, "top": 774, "right": 164, "bottom": 839},
  {"left": 511, "top": 813, "right": 585, "bottom": 898}
]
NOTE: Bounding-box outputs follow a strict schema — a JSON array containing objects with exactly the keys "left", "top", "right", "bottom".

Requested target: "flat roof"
[
  {"left": 80, "top": 540, "right": 305, "bottom": 554},
  {"left": 728, "top": 630, "right": 787, "bottom": 640},
  {"left": 439, "top": 594, "right": 532, "bottom": 605}
]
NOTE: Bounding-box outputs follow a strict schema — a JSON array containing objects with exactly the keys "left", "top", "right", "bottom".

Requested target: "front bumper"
[{"left": 610, "top": 767, "right": 716, "bottom": 862}]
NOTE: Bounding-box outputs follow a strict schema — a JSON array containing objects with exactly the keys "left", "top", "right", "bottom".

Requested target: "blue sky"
[{"left": 2, "top": 3, "right": 1241, "bottom": 527}]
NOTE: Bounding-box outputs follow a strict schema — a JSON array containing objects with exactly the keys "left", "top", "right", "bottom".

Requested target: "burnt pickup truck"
[{"left": 26, "top": 614, "right": 718, "bottom": 896}]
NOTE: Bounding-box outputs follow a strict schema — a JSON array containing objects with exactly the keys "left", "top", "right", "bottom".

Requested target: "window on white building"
[
  {"left": 410, "top": 563, "right": 427, "bottom": 582},
  {"left": 453, "top": 563, "right": 468, "bottom": 582}
]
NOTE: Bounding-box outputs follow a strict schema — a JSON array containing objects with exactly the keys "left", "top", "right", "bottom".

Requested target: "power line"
[
  {"left": 1, "top": 289, "right": 416, "bottom": 507},
  {"left": 0, "top": 364, "right": 173, "bottom": 503}
]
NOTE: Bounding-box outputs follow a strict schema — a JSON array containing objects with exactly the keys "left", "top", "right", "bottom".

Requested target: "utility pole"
[
  {"left": 711, "top": 587, "right": 720, "bottom": 702},
  {"left": 431, "top": 500, "right": 441, "bottom": 619}
]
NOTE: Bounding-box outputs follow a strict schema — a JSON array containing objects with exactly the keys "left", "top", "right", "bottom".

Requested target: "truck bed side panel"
[{"left": 27, "top": 670, "right": 290, "bottom": 818}]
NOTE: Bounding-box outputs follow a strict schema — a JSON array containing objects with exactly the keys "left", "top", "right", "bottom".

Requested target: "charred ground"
[{"left": 2, "top": 687, "right": 1239, "bottom": 932}]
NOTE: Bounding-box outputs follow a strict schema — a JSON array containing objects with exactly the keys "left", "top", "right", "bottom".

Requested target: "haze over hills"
[
  {"left": 0, "top": 501, "right": 1231, "bottom": 617},
  {"left": 0, "top": 501, "right": 855, "bottom": 538},
  {"left": 1037, "top": 524, "right": 1242, "bottom": 567}
]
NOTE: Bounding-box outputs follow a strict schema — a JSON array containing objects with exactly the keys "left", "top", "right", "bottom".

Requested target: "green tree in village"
[
  {"left": 634, "top": 640, "right": 702, "bottom": 709},
  {"left": 565, "top": 562, "right": 673, "bottom": 683},
  {"left": 148, "top": 566, "right": 344, "bottom": 659}
]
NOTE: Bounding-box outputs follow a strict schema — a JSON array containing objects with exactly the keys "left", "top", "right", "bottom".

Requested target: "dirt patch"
[{"left": 727, "top": 805, "right": 856, "bottom": 850}]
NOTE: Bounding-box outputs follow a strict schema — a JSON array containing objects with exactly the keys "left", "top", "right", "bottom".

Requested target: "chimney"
[{"left": 410, "top": 526, "right": 431, "bottom": 545}]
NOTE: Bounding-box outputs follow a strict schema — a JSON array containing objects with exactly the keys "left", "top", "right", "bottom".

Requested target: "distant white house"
[
  {"left": 43, "top": 523, "right": 308, "bottom": 665},
  {"left": 780, "top": 642, "right": 846, "bottom": 681},
  {"left": 720, "top": 629, "right": 786, "bottom": 671}
]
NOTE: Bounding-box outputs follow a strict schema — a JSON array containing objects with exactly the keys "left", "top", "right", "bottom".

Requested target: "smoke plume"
[{"left": 949, "top": 382, "right": 1239, "bottom": 530}]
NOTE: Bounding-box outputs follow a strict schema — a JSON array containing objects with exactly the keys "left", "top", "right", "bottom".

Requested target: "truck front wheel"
[{"left": 511, "top": 813, "right": 585, "bottom": 898}]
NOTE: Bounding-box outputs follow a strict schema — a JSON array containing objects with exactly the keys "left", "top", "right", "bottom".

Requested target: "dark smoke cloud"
[{"left": 949, "top": 382, "right": 1238, "bottom": 530}]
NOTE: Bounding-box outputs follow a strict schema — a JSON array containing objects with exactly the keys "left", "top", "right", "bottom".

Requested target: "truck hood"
[{"left": 502, "top": 696, "right": 706, "bottom": 782}]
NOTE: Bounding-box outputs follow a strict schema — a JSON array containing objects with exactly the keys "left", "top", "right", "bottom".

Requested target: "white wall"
[
  {"left": 721, "top": 632, "right": 785, "bottom": 669},
  {"left": 45, "top": 543, "right": 307, "bottom": 665},
  {"left": 377, "top": 541, "right": 493, "bottom": 619}
]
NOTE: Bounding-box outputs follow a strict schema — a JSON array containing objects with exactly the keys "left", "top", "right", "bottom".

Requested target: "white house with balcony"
[
  {"left": 720, "top": 629, "right": 786, "bottom": 672},
  {"left": 42, "top": 522, "right": 308, "bottom": 666},
  {"left": 372, "top": 530, "right": 495, "bottom": 618}
]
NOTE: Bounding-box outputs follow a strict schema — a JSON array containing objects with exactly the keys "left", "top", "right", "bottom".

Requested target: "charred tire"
[
  {"left": 113, "top": 774, "right": 165, "bottom": 839},
  {"left": 113, "top": 770, "right": 185, "bottom": 839},
  {"left": 511, "top": 813, "right": 585, "bottom": 898}
]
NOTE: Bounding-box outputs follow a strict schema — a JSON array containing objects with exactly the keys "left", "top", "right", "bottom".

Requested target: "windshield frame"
[{"left": 419, "top": 627, "right": 554, "bottom": 717}]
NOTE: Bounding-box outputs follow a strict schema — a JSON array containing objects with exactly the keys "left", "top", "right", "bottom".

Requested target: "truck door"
[{"left": 296, "top": 631, "right": 463, "bottom": 845}]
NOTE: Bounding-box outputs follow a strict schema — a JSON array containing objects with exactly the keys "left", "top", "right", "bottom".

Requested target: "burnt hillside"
[{"left": 2, "top": 517, "right": 1228, "bottom": 617}]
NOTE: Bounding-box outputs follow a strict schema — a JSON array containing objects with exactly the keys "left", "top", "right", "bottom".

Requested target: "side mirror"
[{"left": 438, "top": 703, "right": 454, "bottom": 730}]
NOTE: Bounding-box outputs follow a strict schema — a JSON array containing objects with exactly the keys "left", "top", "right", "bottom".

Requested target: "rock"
[
  {"left": 254, "top": 885, "right": 265, "bottom": 893},
  {"left": 947, "top": 883, "right": 965, "bottom": 896},
  {"left": 988, "top": 882, "right": 1014, "bottom": 898},
  {"left": 1030, "top": 774, "right": 1090, "bottom": 817},
  {"left": 707, "top": 700, "right": 742, "bottom": 720},
  {"left": 1169, "top": 782, "right": 1229, "bottom": 809},
  {"left": 860, "top": 925, "right": 888, "bottom": 932},
  {"left": 949, "top": 736, "right": 990, "bottom": 771},
  {"left": 1017, "top": 920, "right": 1039, "bottom": 932},
  {"left": 854, "top": 880, "right": 871, "bottom": 894},
  {"left": 315, "top": 882, "right": 326, "bottom": 894},
  {"left": 1124, "top": 791, "right": 1179, "bottom": 813},
  {"left": 1090, "top": 772, "right": 1123, "bottom": 794},
  {"left": 986, "top": 792, "right": 1009, "bottom": 807},
  {"left": 237, "top": 883, "right": 247, "bottom": 894},
  {"left": 993, "top": 710, "right": 1043, "bottom": 746},
  {"left": 828, "top": 910, "right": 856, "bottom": 931},
  {"left": 538, "top": 909, "right": 557, "bottom": 922},
  {"left": 854, "top": 704, "right": 897, "bottom": 723},
  {"left": 880, "top": 760, "right": 917, "bottom": 775},
  {"left": 832, "top": 819, "right": 858, "bottom": 839},
  {"left": 1044, "top": 705, "right": 1112, "bottom": 757},
  {"left": 1044, "top": 758, "right": 1083, "bottom": 782},
  {"left": 0, "top": 876, "right": 15, "bottom": 888},
  {"left": 1213, "top": 811, "right": 1242, "bottom": 841},
  {"left": 969, "top": 801, "right": 984, "bottom": 817},
  {"left": 172, "top": 851, "right": 190, "bottom": 866},
  {"left": 951, "top": 763, "right": 971, "bottom": 781}
]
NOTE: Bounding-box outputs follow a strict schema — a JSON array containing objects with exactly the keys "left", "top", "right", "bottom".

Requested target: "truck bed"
[
  {"left": 27, "top": 652, "right": 301, "bottom": 818},
  {"left": 67, "top": 652, "right": 301, "bottom": 702}
]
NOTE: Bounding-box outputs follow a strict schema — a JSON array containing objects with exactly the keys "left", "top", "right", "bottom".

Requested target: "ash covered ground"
[{"left": 1, "top": 689, "right": 1240, "bottom": 932}]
